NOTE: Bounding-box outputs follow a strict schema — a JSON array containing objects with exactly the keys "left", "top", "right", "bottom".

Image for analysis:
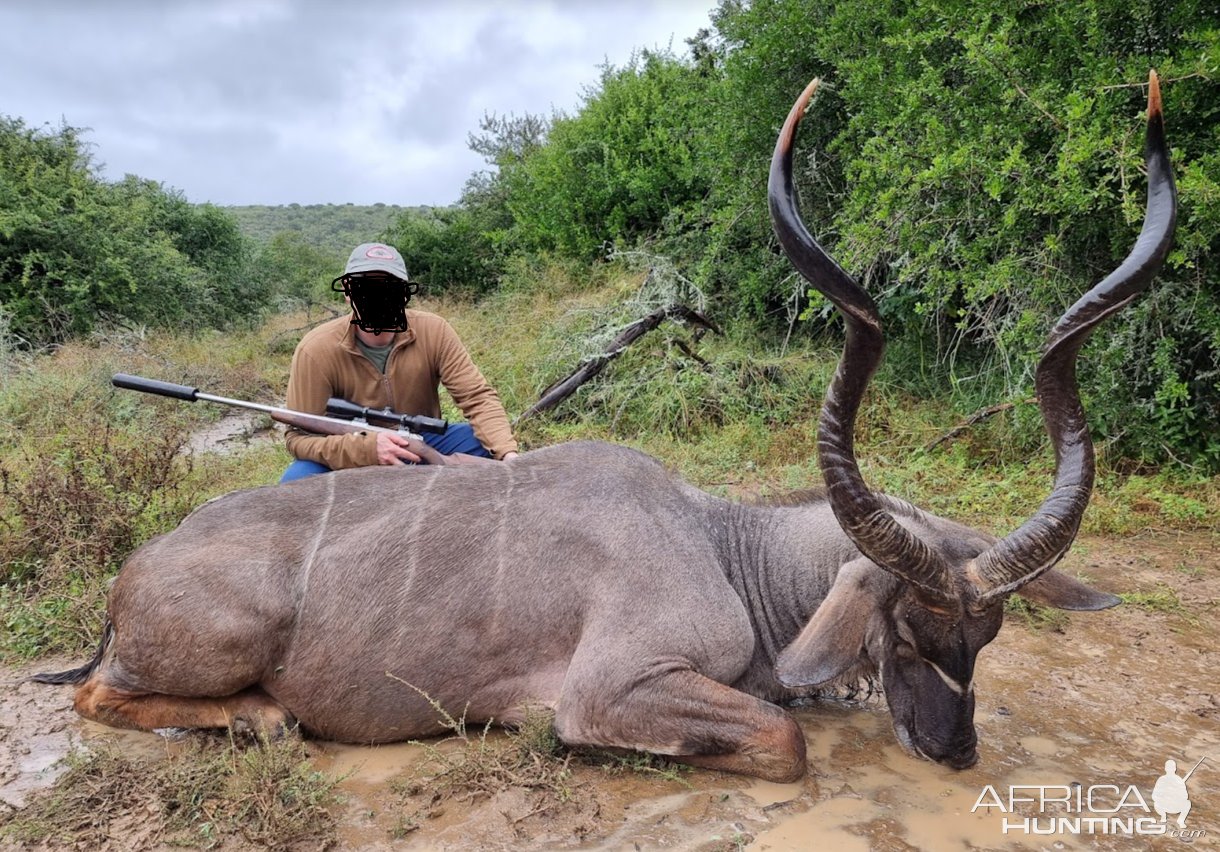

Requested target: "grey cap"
[{"left": 344, "top": 243, "right": 409, "bottom": 282}]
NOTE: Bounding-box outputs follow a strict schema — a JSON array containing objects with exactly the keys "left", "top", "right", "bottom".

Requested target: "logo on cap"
[{"left": 366, "top": 246, "right": 396, "bottom": 260}]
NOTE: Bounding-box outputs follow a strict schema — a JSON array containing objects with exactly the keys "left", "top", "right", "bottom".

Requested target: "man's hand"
[
  {"left": 502, "top": 451, "right": 519, "bottom": 461},
  {"left": 375, "top": 431, "right": 422, "bottom": 465}
]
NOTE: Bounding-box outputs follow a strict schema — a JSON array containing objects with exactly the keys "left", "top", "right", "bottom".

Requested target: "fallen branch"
[
  {"left": 265, "top": 304, "right": 344, "bottom": 353},
  {"left": 923, "top": 398, "right": 1038, "bottom": 453},
  {"left": 516, "top": 305, "right": 719, "bottom": 424}
]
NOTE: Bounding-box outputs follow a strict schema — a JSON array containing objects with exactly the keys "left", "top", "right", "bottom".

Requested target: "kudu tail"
[{"left": 26, "top": 617, "right": 112, "bottom": 685}]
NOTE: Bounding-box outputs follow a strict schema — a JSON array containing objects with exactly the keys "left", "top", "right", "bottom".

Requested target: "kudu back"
[{"left": 35, "top": 73, "right": 1176, "bottom": 782}]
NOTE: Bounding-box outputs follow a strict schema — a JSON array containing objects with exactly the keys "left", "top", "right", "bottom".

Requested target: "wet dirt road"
[{"left": 2, "top": 532, "right": 1216, "bottom": 851}]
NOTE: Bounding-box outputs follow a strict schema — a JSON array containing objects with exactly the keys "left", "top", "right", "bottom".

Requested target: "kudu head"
[{"left": 769, "top": 73, "right": 1177, "bottom": 768}]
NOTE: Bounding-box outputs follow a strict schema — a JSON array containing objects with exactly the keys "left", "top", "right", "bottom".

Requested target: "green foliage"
[
  {"left": 418, "top": 0, "right": 1220, "bottom": 469},
  {"left": 0, "top": 418, "right": 196, "bottom": 657},
  {"left": 381, "top": 206, "right": 503, "bottom": 294},
  {"left": 234, "top": 203, "right": 426, "bottom": 307},
  {"left": 682, "top": 0, "right": 846, "bottom": 321},
  {"left": 810, "top": 0, "right": 1220, "bottom": 468},
  {"left": 253, "top": 230, "right": 344, "bottom": 306},
  {"left": 0, "top": 117, "right": 260, "bottom": 344},
  {"left": 1119, "top": 584, "right": 1200, "bottom": 624},
  {"left": 0, "top": 326, "right": 294, "bottom": 659},
  {"left": 504, "top": 50, "right": 714, "bottom": 258},
  {"left": 1004, "top": 594, "right": 1071, "bottom": 632}
]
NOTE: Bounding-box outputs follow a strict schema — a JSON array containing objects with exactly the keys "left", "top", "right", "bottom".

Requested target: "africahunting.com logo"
[{"left": 972, "top": 756, "right": 1208, "bottom": 839}]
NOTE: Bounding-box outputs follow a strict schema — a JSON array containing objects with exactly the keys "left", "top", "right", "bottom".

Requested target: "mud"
[
  {"left": 183, "top": 411, "right": 278, "bottom": 456},
  {"left": 2, "top": 531, "right": 1217, "bottom": 850}
]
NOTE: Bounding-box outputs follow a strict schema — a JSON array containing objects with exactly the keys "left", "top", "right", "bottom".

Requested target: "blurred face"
[{"left": 333, "top": 272, "right": 418, "bottom": 334}]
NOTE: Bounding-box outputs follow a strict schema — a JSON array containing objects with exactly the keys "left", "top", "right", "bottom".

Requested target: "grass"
[
  {"left": 0, "top": 261, "right": 1215, "bottom": 846},
  {"left": 1118, "top": 585, "right": 1201, "bottom": 625},
  {"left": 1004, "top": 595, "right": 1073, "bottom": 632},
  {"left": 0, "top": 733, "right": 342, "bottom": 851},
  {"left": 384, "top": 676, "right": 690, "bottom": 836}
]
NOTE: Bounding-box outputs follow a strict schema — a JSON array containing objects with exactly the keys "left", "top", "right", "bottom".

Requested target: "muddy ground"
[{"left": 1, "top": 531, "right": 1217, "bottom": 852}]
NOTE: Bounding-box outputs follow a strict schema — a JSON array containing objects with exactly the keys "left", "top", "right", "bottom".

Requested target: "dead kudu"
[{"left": 34, "top": 74, "right": 1176, "bottom": 782}]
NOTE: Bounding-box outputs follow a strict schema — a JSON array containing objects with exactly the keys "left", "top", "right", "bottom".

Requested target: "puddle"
[{"left": 313, "top": 738, "right": 430, "bottom": 785}]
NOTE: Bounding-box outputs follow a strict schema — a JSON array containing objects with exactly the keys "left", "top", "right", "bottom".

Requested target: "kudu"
[{"left": 35, "top": 73, "right": 1176, "bottom": 782}]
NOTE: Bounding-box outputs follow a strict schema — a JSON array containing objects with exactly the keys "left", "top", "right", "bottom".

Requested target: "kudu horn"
[
  {"left": 971, "top": 70, "right": 1177, "bottom": 601},
  {"left": 769, "top": 78, "right": 954, "bottom": 606}
]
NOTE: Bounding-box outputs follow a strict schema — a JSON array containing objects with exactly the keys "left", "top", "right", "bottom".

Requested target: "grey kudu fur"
[{"left": 36, "top": 73, "right": 1176, "bottom": 781}]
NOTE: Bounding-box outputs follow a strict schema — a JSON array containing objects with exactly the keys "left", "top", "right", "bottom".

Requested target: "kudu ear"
[
  {"left": 776, "top": 559, "right": 877, "bottom": 688},
  {"left": 1014, "top": 569, "right": 1121, "bottom": 611}
]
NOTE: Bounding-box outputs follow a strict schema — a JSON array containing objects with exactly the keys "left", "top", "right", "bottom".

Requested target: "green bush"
[
  {"left": 382, "top": 207, "right": 503, "bottom": 294},
  {"left": 0, "top": 117, "right": 263, "bottom": 344},
  {"left": 252, "top": 230, "right": 343, "bottom": 306},
  {"left": 503, "top": 50, "right": 714, "bottom": 259}
]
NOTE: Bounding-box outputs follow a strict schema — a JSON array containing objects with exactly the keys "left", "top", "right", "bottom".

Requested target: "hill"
[{"left": 225, "top": 203, "right": 431, "bottom": 255}]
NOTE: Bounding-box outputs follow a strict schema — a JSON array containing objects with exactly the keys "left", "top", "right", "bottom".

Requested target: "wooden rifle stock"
[{"left": 266, "top": 409, "right": 448, "bottom": 466}]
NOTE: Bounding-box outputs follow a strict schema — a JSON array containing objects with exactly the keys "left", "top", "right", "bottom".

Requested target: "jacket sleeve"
[
  {"left": 284, "top": 347, "right": 379, "bottom": 470},
  {"left": 433, "top": 321, "right": 519, "bottom": 458}
]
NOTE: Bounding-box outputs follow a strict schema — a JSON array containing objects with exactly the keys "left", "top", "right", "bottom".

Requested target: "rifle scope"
[{"left": 325, "top": 398, "right": 448, "bottom": 435}]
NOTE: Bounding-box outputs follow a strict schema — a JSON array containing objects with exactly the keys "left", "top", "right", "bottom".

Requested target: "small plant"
[
  {"left": 385, "top": 676, "right": 579, "bottom": 831},
  {"left": 1004, "top": 595, "right": 1072, "bottom": 632},
  {"left": 1176, "top": 561, "right": 1203, "bottom": 577},
  {"left": 0, "top": 418, "right": 197, "bottom": 658},
  {"left": 1119, "top": 586, "right": 1200, "bottom": 626},
  {"left": 0, "top": 734, "right": 341, "bottom": 851},
  {"left": 586, "top": 747, "right": 693, "bottom": 787},
  {"left": 384, "top": 676, "right": 695, "bottom": 835}
]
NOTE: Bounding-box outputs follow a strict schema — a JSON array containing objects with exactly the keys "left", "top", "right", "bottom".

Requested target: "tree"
[{"left": 0, "top": 117, "right": 260, "bottom": 343}]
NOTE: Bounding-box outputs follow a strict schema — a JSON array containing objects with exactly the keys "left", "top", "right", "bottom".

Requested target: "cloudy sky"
[{"left": 0, "top": 1, "right": 713, "bottom": 207}]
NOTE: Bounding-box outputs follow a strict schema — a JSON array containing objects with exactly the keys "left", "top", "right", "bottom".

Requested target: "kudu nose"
[{"left": 943, "top": 748, "right": 979, "bottom": 770}]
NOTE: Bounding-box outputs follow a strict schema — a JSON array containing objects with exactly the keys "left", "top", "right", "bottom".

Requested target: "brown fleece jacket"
[{"left": 285, "top": 311, "right": 518, "bottom": 467}]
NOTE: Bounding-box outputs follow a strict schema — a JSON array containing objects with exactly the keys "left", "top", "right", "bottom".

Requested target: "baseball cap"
[{"left": 344, "top": 243, "right": 409, "bottom": 282}]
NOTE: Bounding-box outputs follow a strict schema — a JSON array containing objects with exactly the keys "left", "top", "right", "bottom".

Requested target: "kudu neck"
[{"left": 712, "top": 498, "right": 858, "bottom": 665}]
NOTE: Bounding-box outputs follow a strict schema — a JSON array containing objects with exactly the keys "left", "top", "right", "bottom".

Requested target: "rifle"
[{"left": 111, "top": 373, "right": 476, "bottom": 467}]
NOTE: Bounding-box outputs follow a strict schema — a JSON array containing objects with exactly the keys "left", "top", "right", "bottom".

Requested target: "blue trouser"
[{"left": 279, "top": 422, "right": 491, "bottom": 483}]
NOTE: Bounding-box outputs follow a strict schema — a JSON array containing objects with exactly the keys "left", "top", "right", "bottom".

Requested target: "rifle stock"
[{"left": 268, "top": 409, "right": 447, "bottom": 466}]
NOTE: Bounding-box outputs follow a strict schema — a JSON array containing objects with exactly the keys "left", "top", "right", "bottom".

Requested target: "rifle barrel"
[{"left": 1183, "top": 756, "right": 1207, "bottom": 782}]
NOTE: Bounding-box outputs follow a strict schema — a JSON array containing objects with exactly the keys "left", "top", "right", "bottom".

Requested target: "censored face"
[{"left": 333, "top": 272, "right": 420, "bottom": 334}]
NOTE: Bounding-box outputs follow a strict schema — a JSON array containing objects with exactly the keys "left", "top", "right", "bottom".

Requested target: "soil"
[
  {"left": 1, "top": 531, "right": 1217, "bottom": 851},
  {"left": 183, "top": 411, "right": 279, "bottom": 456}
]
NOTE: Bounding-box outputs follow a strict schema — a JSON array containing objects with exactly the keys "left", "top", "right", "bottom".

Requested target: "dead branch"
[
  {"left": 923, "top": 398, "right": 1038, "bottom": 453},
  {"left": 516, "top": 305, "right": 719, "bottom": 424},
  {"left": 668, "top": 337, "right": 711, "bottom": 370},
  {"left": 265, "top": 304, "right": 344, "bottom": 353}
]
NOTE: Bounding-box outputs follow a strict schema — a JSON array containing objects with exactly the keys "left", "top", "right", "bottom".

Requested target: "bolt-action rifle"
[{"left": 110, "top": 373, "right": 481, "bottom": 466}]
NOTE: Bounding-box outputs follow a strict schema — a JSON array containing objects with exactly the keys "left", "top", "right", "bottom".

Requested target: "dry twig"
[{"left": 923, "top": 398, "right": 1038, "bottom": 452}]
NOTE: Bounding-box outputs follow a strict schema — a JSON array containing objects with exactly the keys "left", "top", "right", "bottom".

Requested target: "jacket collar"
[{"left": 337, "top": 311, "right": 418, "bottom": 355}]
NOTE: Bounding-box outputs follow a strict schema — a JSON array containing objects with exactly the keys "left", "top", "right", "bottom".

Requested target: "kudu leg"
[
  {"left": 73, "top": 675, "right": 295, "bottom": 737},
  {"left": 555, "top": 669, "right": 807, "bottom": 783}
]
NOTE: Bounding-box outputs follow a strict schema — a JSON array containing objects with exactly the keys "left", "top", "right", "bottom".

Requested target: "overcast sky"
[{"left": 0, "top": 1, "right": 713, "bottom": 207}]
